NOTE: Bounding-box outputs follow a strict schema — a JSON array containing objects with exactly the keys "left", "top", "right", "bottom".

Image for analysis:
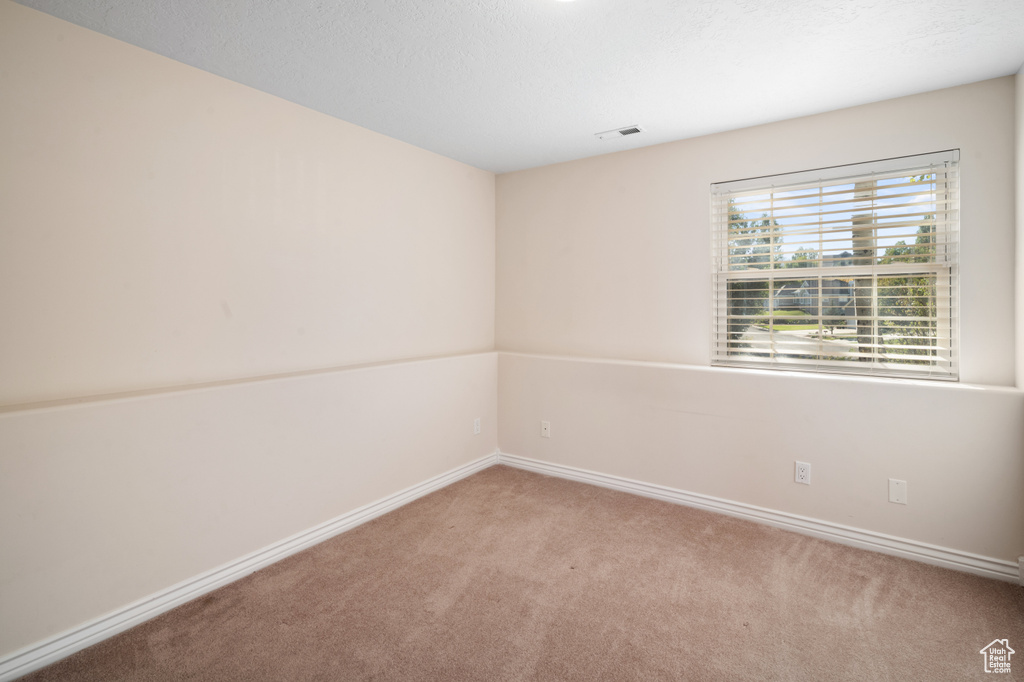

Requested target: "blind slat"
[{"left": 711, "top": 151, "right": 959, "bottom": 381}]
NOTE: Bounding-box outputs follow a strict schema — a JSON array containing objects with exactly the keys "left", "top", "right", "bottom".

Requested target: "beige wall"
[
  {"left": 0, "top": 2, "right": 497, "bottom": 660},
  {"left": 0, "top": 352, "right": 498, "bottom": 655},
  {"left": 499, "top": 353, "right": 1024, "bottom": 561},
  {"left": 496, "top": 77, "right": 1023, "bottom": 564},
  {"left": 497, "top": 78, "right": 1016, "bottom": 387},
  {"left": 0, "top": 1, "right": 495, "bottom": 408},
  {"left": 1017, "top": 63, "right": 1024, "bottom": 389}
]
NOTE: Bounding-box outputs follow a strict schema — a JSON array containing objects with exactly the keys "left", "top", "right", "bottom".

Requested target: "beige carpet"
[{"left": 21, "top": 465, "right": 1023, "bottom": 681}]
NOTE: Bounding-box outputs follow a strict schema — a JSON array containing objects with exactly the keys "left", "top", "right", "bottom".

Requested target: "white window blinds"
[{"left": 711, "top": 150, "right": 959, "bottom": 380}]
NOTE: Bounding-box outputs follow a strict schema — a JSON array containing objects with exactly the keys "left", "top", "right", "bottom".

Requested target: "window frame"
[{"left": 710, "top": 150, "right": 960, "bottom": 381}]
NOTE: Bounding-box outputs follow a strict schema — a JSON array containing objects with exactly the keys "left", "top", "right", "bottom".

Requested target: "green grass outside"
[
  {"left": 754, "top": 323, "right": 820, "bottom": 331},
  {"left": 754, "top": 310, "right": 808, "bottom": 318},
  {"left": 752, "top": 309, "right": 819, "bottom": 331}
]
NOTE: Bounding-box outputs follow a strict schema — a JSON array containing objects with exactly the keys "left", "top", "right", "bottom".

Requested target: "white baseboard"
[
  {"left": 0, "top": 452, "right": 499, "bottom": 682},
  {"left": 4, "top": 448, "right": 1017, "bottom": 681},
  {"left": 496, "top": 451, "right": 1020, "bottom": 584}
]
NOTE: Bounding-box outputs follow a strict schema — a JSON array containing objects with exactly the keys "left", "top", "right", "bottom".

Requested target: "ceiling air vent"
[{"left": 595, "top": 125, "right": 644, "bottom": 140}]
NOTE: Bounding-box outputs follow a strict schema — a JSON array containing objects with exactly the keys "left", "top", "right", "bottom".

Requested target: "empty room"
[{"left": 1, "top": 0, "right": 1023, "bottom": 679}]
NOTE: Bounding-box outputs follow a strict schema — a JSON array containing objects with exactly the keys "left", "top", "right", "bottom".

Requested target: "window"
[{"left": 711, "top": 150, "right": 959, "bottom": 380}]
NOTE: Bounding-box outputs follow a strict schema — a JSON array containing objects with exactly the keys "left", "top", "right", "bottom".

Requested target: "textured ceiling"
[{"left": 15, "top": 0, "right": 1024, "bottom": 173}]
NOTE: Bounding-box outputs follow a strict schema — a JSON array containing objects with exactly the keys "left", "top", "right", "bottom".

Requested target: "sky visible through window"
[{"left": 728, "top": 173, "right": 939, "bottom": 269}]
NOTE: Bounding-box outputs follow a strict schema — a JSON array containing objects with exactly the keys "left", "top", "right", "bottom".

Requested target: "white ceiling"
[{"left": 16, "top": 0, "right": 1024, "bottom": 173}]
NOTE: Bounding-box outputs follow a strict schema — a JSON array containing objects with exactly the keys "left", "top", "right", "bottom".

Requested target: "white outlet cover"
[
  {"left": 795, "top": 461, "right": 811, "bottom": 484},
  {"left": 889, "top": 478, "right": 908, "bottom": 504},
  {"left": 541, "top": 421, "right": 551, "bottom": 438}
]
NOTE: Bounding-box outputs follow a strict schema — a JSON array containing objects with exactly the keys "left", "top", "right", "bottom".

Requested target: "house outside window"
[{"left": 711, "top": 150, "right": 959, "bottom": 380}]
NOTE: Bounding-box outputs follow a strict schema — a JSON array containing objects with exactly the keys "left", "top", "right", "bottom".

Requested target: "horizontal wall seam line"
[
  {"left": 0, "top": 349, "right": 498, "bottom": 416},
  {"left": 496, "top": 351, "right": 1021, "bottom": 393}
]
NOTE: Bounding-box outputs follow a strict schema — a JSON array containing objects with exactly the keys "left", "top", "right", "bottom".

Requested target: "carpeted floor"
[{"left": 21, "top": 465, "right": 1023, "bottom": 681}]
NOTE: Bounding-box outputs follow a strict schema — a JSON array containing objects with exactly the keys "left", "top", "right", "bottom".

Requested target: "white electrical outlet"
[
  {"left": 473, "top": 417, "right": 481, "bottom": 435},
  {"left": 795, "top": 461, "right": 811, "bottom": 485},
  {"left": 541, "top": 421, "right": 551, "bottom": 438},
  {"left": 889, "top": 478, "right": 908, "bottom": 504}
]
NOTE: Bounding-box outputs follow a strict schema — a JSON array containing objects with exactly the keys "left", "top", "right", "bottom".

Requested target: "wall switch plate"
[
  {"left": 473, "top": 418, "right": 481, "bottom": 435},
  {"left": 541, "top": 421, "right": 551, "bottom": 438},
  {"left": 889, "top": 478, "right": 908, "bottom": 504},
  {"left": 795, "top": 461, "right": 811, "bottom": 485}
]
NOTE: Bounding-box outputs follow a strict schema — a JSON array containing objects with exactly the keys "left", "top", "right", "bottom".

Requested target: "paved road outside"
[{"left": 738, "top": 326, "right": 857, "bottom": 358}]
